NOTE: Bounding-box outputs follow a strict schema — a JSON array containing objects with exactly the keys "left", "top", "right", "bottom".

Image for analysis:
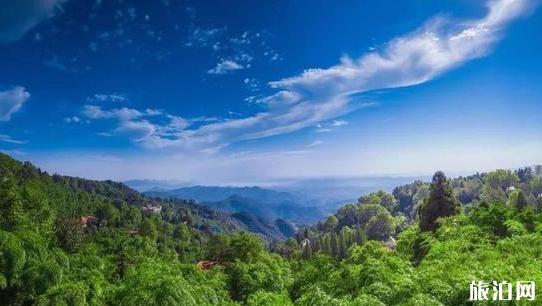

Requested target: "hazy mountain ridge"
[
  {"left": 144, "top": 185, "right": 326, "bottom": 224},
  {"left": 138, "top": 177, "right": 424, "bottom": 224}
]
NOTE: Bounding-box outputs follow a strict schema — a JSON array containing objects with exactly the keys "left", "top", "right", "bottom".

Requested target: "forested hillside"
[{"left": 2, "top": 152, "right": 542, "bottom": 305}]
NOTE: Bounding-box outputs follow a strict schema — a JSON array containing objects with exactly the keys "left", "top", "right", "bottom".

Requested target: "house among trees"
[
  {"left": 300, "top": 238, "right": 310, "bottom": 248},
  {"left": 142, "top": 203, "right": 162, "bottom": 214},
  {"left": 197, "top": 260, "right": 218, "bottom": 270},
  {"left": 535, "top": 165, "right": 542, "bottom": 177},
  {"left": 79, "top": 215, "right": 97, "bottom": 228}
]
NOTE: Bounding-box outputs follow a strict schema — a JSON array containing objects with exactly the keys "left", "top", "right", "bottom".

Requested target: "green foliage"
[
  {"left": 246, "top": 290, "right": 293, "bottom": 306},
  {"left": 481, "top": 169, "right": 520, "bottom": 203},
  {"left": 206, "top": 231, "right": 263, "bottom": 262},
  {"left": 3, "top": 153, "right": 542, "bottom": 305},
  {"left": 227, "top": 252, "right": 292, "bottom": 301},
  {"left": 111, "top": 260, "right": 233, "bottom": 306},
  {"left": 358, "top": 190, "right": 397, "bottom": 212},
  {"left": 418, "top": 172, "right": 461, "bottom": 232}
]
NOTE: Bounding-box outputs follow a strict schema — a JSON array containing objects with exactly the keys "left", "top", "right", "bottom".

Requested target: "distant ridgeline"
[
  {"left": 145, "top": 186, "right": 326, "bottom": 224},
  {"left": 2, "top": 151, "right": 542, "bottom": 305}
]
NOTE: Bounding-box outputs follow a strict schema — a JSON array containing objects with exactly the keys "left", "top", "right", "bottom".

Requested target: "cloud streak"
[
  {"left": 84, "top": 0, "right": 534, "bottom": 152},
  {"left": 270, "top": 0, "right": 533, "bottom": 96},
  {"left": 0, "top": 134, "right": 27, "bottom": 144}
]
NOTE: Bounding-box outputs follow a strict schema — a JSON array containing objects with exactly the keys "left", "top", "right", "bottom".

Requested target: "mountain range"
[{"left": 130, "top": 176, "right": 424, "bottom": 225}]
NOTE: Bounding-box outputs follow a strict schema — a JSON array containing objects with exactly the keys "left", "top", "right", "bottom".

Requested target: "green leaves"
[{"left": 227, "top": 252, "right": 292, "bottom": 302}]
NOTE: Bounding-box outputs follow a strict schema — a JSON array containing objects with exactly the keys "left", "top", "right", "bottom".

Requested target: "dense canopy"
[{"left": 1, "top": 153, "right": 542, "bottom": 305}]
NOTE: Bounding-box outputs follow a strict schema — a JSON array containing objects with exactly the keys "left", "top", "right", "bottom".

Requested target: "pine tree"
[
  {"left": 330, "top": 232, "right": 339, "bottom": 257},
  {"left": 322, "top": 234, "right": 332, "bottom": 255},
  {"left": 418, "top": 171, "right": 461, "bottom": 232},
  {"left": 338, "top": 232, "right": 347, "bottom": 258}
]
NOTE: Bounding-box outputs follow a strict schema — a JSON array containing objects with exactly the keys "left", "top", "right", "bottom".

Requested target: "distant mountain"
[
  {"left": 145, "top": 185, "right": 301, "bottom": 203},
  {"left": 146, "top": 187, "right": 325, "bottom": 223},
  {"left": 273, "top": 176, "right": 426, "bottom": 214},
  {"left": 127, "top": 177, "right": 425, "bottom": 217},
  {"left": 124, "top": 179, "right": 191, "bottom": 192},
  {"left": 230, "top": 212, "right": 296, "bottom": 242}
]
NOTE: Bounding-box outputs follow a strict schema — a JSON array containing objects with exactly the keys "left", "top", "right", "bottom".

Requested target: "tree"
[
  {"left": 364, "top": 210, "right": 395, "bottom": 241},
  {"left": 393, "top": 181, "right": 428, "bottom": 219},
  {"left": 55, "top": 217, "right": 84, "bottom": 253},
  {"left": 481, "top": 169, "right": 520, "bottom": 203},
  {"left": 330, "top": 232, "right": 339, "bottom": 257},
  {"left": 227, "top": 252, "right": 292, "bottom": 302},
  {"left": 140, "top": 219, "right": 158, "bottom": 240},
  {"left": 0, "top": 173, "right": 24, "bottom": 231},
  {"left": 206, "top": 232, "right": 263, "bottom": 263},
  {"left": 111, "top": 260, "right": 232, "bottom": 306},
  {"left": 95, "top": 203, "right": 120, "bottom": 227},
  {"left": 418, "top": 171, "right": 461, "bottom": 232},
  {"left": 516, "top": 167, "right": 534, "bottom": 183},
  {"left": 359, "top": 190, "right": 397, "bottom": 212},
  {"left": 246, "top": 291, "right": 293, "bottom": 306},
  {"left": 508, "top": 190, "right": 529, "bottom": 211}
]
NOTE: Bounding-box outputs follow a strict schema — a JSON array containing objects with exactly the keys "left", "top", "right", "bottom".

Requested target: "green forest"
[{"left": 2, "top": 152, "right": 542, "bottom": 305}]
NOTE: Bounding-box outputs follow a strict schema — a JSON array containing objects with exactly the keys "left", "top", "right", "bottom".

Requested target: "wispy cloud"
[
  {"left": 315, "top": 119, "right": 349, "bottom": 132},
  {"left": 0, "top": 134, "right": 27, "bottom": 144},
  {"left": 207, "top": 59, "right": 244, "bottom": 74},
  {"left": 270, "top": 0, "right": 534, "bottom": 96},
  {"left": 0, "top": 86, "right": 30, "bottom": 121},
  {"left": 308, "top": 140, "right": 324, "bottom": 147},
  {"left": 83, "top": 0, "right": 533, "bottom": 152},
  {"left": 63, "top": 116, "right": 81, "bottom": 123},
  {"left": 244, "top": 78, "right": 260, "bottom": 92},
  {"left": 184, "top": 27, "right": 226, "bottom": 48},
  {"left": 87, "top": 93, "right": 127, "bottom": 103},
  {"left": 186, "top": 26, "right": 278, "bottom": 74}
]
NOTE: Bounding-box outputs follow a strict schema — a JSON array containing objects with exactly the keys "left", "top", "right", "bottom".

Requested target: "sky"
[{"left": 0, "top": 0, "right": 541, "bottom": 185}]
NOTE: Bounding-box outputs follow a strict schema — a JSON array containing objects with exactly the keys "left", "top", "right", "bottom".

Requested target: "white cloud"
[
  {"left": 313, "top": 119, "right": 349, "bottom": 133},
  {"left": 308, "top": 140, "right": 324, "bottom": 147},
  {"left": 83, "top": 0, "right": 533, "bottom": 153},
  {"left": 243, "top": 78, "right": 260, "bottom": 92},
  {"left": 331, "top": 120, "right": 348, "bottom": 126},
  {"left": 207, "top": 59, "right": 244, "bottom": 74},
  {"left": 0, "top": 134, "right": 27, "bottom": 144},
  {"left": 185, "top": 27, "right": 226, "bottom": 48},
  {"left": 114, "top": 120, "right": 157, "bottom": 141},
  {"left": 63, "top": 116, "right": 81, "bottom": 123},
  {"left": 315, "top": 128, "right": 332, "bottom": 133},
  {"left": 0, "top": 0, "right": 66, "bottom": 42},
  {"left": 87, "top": 93, "right": 127, "bottom": 103},
  {"left": 82, "top": 104, "right": 194, "bottom": 148},
  {"left": 83, "top": 105, "right": 142, "bottom": 120},
  {"left": 0, "top": 86, "right": 30, "bottom": 121},
  {"left": 170, "top": 0, "right": 529, "bottom": 150},
  {"left": 269, "top": 0, "right": 533, "bottom": 96}
]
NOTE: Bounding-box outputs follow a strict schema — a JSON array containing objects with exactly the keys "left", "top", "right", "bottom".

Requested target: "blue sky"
[{"left": 0, "top": 0, "right": 541, "bottom": 184}]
